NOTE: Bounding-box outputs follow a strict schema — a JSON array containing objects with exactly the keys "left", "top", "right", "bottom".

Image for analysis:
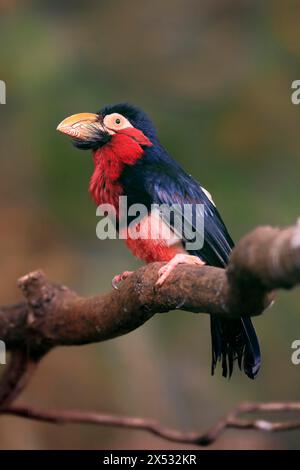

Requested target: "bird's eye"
[{"left": 115, "top": 118, "right": 121, "bottom": 125}]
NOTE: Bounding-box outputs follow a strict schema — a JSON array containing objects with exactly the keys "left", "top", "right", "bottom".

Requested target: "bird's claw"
[
  {"left": 112, "top": 271, "right": 134, "bottom": 290},
  {"left": 112, "top": 278, "right": 120, "bottom": 290},
  {"left": 156, "top": 254, "right": 205, "bottom": 287}
]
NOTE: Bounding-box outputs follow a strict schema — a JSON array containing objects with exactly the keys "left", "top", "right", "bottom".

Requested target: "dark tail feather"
[{"left": 210, "top": 315, "right": 261, "bottom": 379}]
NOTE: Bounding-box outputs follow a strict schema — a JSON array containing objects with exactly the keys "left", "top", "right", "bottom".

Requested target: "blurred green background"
[{"left": 1, "top": 0, "right": 300, "bottom": 450}]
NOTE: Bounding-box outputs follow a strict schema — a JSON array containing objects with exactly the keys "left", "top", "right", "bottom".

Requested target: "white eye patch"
[{"left": 103, "top": 113, "right": 133, "bottom": 133}]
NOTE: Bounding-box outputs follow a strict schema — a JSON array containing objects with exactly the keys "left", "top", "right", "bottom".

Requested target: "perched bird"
[{"left": 57, "top": 103, "right": 261, "bottom": 379}]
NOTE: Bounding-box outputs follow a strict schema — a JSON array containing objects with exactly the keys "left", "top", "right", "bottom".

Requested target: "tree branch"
[
  {"left": 1, "top": 401, "right": 300, "bottom": 446},
  {"left": 0, "top": 350, "right": 40, "bottom": 407},
  {"left": 0, "top": 220, "right": 300, "bottom": 446},
  {"left": 1, "top": 222, "right": 300, "bottom": 353}
]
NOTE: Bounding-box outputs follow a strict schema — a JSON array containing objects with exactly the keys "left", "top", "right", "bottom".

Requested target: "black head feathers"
[{"left": 99, "top": 103, "right": 158, "bottom": 140}]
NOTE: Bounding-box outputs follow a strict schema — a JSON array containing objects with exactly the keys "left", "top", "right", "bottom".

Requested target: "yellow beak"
[{"left": 57, "top": 113, "right": 103, "bottom": 141}]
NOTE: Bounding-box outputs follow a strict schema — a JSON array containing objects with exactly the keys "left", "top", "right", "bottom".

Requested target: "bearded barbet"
[{"left": 57, "top": 103, "right": 261, "bottom": 379}]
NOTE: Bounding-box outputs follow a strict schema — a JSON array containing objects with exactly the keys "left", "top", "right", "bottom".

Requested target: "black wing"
[
  {"left": 141, "top": 164, "right": 235, "bottom": 267},
  {"left": 128, "top": 162, "right": 260, "bottom": 380}
]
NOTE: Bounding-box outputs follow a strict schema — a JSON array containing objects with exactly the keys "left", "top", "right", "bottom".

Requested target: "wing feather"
[{"left": 144, "top": 166, "right": 234, "bottom": 266}]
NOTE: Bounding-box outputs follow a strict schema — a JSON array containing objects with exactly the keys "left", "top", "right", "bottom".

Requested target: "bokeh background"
[{"left": 0, "top": 0, "right": 300, "bottom": 450}]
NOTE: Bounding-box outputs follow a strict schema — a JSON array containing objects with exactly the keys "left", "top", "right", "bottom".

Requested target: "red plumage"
[
  {"left": 89, "top": 129, "right": 180, "bottom": 263},
  {"left": 123, "top": 211, "right": 184, "bottom": 263},
  {"left": 89, "top": 129, "right": 151, "bottom": 208},
  {"left": 125, "top": 232, "right": 182, "bottom": 263}
]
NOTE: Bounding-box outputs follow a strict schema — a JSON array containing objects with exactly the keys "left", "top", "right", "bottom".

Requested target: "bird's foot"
[
  {"left": 156, "top": 254, "right": 205, "bottom": 286},
  {"left": 112, "top": 271, "right": 134, "bottom": 290}
]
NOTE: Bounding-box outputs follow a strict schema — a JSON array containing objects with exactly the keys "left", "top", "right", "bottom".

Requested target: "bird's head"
[{"left": 57, "top": 103, "right": 155, "bottom": 152}]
